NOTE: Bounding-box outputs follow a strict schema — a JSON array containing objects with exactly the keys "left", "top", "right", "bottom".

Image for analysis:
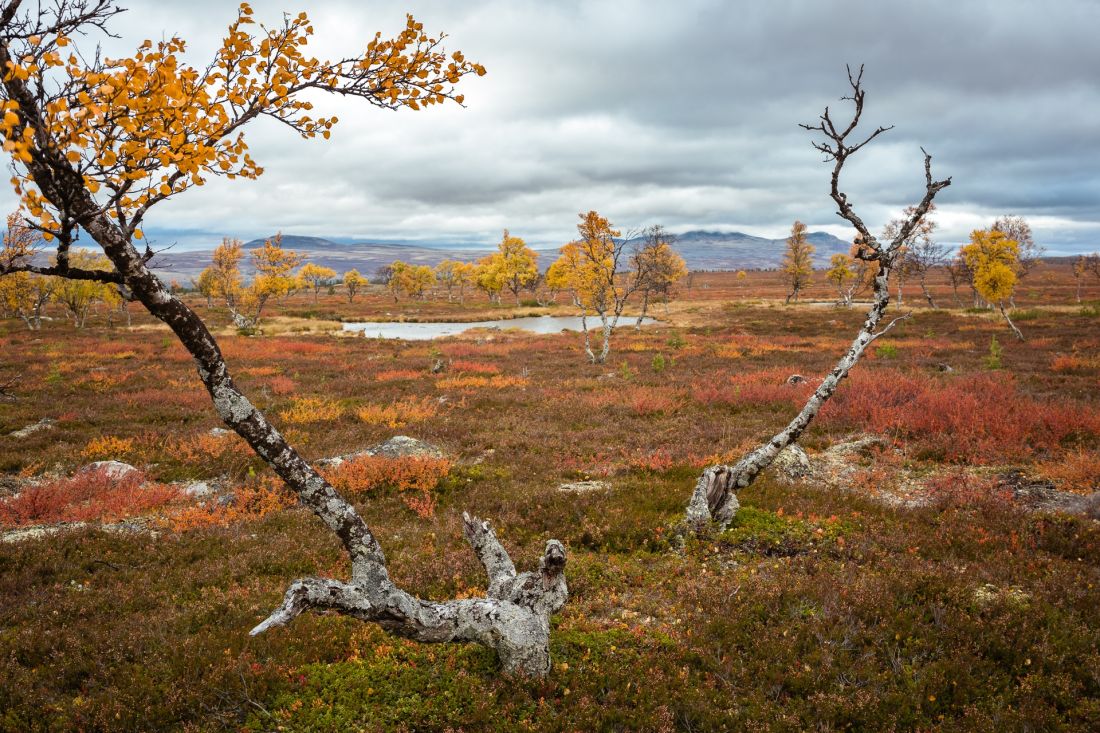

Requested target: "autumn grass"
[{"left": 2, "top": 281, "right": 1100, "bottom": 730}]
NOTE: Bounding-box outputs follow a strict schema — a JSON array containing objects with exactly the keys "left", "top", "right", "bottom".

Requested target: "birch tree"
[
  {"left": 631, "top": 225, "right": 686, "bottom": 325},
  {"left": 550, "top": 210, "right": 641, "bottom": 364},
  {"left": 961, "top": 229, "right": 1024, "bottom": 341},
  {"left": 685, "top": 66, "right": 951, "bottom": 530},
  {"left": 781, "top": 220, "right": 815, "bottom": 303},
  {"left": 0, "top": 0, "right": 567, "bottom": 676}
]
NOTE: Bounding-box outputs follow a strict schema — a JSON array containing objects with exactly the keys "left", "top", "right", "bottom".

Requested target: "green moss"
[{"left": 717, "top": 505, "right": 849, "bottom": 556}]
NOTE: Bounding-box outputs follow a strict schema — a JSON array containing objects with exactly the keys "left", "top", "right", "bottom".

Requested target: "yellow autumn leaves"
[{"left": 1, "top": 3, "right": 485, "bottom": 240}]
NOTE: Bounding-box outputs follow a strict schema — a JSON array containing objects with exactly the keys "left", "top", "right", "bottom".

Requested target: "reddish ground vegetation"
[
  {"left": 0, "top": 467, "right": 179, "bottom": 528},
  {"left": 818, "top": 370, "right": 1100, "bottom": 464}
]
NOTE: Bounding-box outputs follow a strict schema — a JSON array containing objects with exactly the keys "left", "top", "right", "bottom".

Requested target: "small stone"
[
  {"left": 8, "top": 418, "right": 56, "bottom": 439},
  {"left": 80, "top": 460, "right": 140, "bottom": 481},
  {"left": 318, "top": 436, "right": 446, "bottom": 468},
  {"left": 363, "top": 436, "right": 444, "bottom": 460},
  {"left": 208, "top": 427, "right": 232, "bottom": 438},
  {"left": 973, "top": 583, "right": 1031, "bottom": 610},
  {"left": 786, "top": 374, "right": 806, "bottom": 385},
  {"left": 0, "top": 522, "right": 89, "bottom": 544},
  {"left": 182, "top": 481, "right": 216, "bottom": 499},
  {"left": 557, "top": 480, "right": 610, "bottom": 493},
  {"left": 935, "top": 362, "right": 954, "bottom": 373}
]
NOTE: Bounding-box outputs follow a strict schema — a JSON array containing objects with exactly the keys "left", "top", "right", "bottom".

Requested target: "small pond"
[{"left": 342, "top": 315, "right": 657, "bottom": 340}]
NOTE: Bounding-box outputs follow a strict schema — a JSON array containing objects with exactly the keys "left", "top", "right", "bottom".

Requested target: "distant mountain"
[
  {"left": 671, "top": 230, "right": 851, "bottom": 270},
  {"left": 146, "top": 230, "right": 853, "bottom": 282}
]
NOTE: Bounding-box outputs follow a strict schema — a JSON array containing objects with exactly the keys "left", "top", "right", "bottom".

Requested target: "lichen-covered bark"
[
  {"left": 686, "top": 66, "right": 951, "bottom": 531},
  {"left": 686, "top": 266, "right": 902, "bottom": 529},
  {"left": 253, "top": 515, "right": 567, "bottom": 675},
  {"left": 0, "top": 27, "right": 567, "bottom": 674}
]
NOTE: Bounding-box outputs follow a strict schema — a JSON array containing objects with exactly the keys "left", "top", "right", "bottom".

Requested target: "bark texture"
[
  {"left": 686, "top": 66, "right": 951, "bottom": 530},
  {"left": 0, "top": 9, "right": 567, "bottom": 675}
]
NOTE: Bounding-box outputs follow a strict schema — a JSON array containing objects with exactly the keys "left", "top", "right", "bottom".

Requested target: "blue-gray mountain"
[{"left": 147, "top": 230, "right": 853, "bottom": 283}]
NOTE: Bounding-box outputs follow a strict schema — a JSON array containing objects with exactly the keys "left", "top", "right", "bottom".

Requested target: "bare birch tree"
[
  {"left": 0, "top": 0, "right": 567, "bottom": 675},
  {"left": 685, "top": 66, "right": 951, "bottom": 529}
]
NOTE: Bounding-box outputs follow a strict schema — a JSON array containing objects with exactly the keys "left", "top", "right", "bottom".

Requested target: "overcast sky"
[{"left": 14, "top": 0, "right": 1100, "bottom": 253}]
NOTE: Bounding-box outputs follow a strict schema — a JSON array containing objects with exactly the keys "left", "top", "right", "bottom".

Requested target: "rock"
[
  {"left": 8, "top": 417, "right": 56, "bottom": 439},
  {"left": 364, "top": 436, "right": 444, "bottom": 459},
  {"left": 318, "top": 436, "right": 445, "bottom": 468},
  {"left": 430, "top": 358, "right": 446, "bottom": 374},
  {"left": 935, "top": 362, "right": 954, "bottom": 373},
  {"left": 557, "top": 480, "right": 610, "bottom": 493},
  {"left": 181, "top": 481, "right": 216, "bottom": 499},
  {"left": 972, "top": 583, "right": 1031, "bottom": 610},
  {"left": 772, "top": 445, "right": 812, "bottom": 482},
  {"left": 0, "top": 522, "right": 89, "bottom": 544},
  {"left": 786, "top": 374, "right": 806, "bottom": 385},
  {"left": 821, "top": 435, "right": 887, "bottom": 459},
  {"left": 79, "top": 460, "right": 140, "bottom": 481},
  {"left": 208, "top": 427, "right": 232, "bottom": 438}
]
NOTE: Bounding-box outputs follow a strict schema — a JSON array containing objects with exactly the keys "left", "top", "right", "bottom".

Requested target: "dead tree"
[
  {"left": 686, "top": 66, "right": 951, "bottom": 529},
  {"left": 0, "top": 0, "right": 567, "bottom": 675}
]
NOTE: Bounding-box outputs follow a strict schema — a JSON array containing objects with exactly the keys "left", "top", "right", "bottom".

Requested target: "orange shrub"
[
  {"left": 356, "top": 396, "right": 439, "bottom": 428},
  {"left": 124, "top": 386, "right": 210, "bottom": 410},
  {"left": 81, "top": 435, "right": 136, "bottom": 461},
  {"left": 375, "top": 369, "right": 424, "bottom": 382},
  {"left": 1051, "top": 354, "right": 1100, "bottom": 374},
  {"left": 0, "top": 468, "right": 179, "bottom": 528},
  {"left": 241, "top": 366, "right": 279, "bottom": 376},
  {"left": 278, "top": 397, "right": 344, "bottom": 424},
  {"left": 451, "top": 360, "right": 501, "bottom": 375},
  {"left": 436, "top": 375, "right": 527, "bottom": 390},
  {"left": 692, "top": 368, "right": 814, "bottom": 408},
  {"left": 628, "top": 448, "right": 676, "bottom": 472},
  {"left": 628, "top": 386, "right": 682, "bottom": 416},
  {"left": 577, "top": 389, "right": 620, "bottom": 410},
  {"left": 321, "top": 455, "right": 451, "bottom": 498},
  {"left": 166, "top": 477, "right": 296, "bottom": 531},
  {"left": 169, "top": 431, "right": 255, "bottom": 470},
  {"left": 76, "top": 371, "right": 127, "bottom": 392},
  {"left": 268, "top": 375, "right": 297, "bottom": 395},
  {"left": 1036, "top": 449, "right": 1100, "bottom": 493}
]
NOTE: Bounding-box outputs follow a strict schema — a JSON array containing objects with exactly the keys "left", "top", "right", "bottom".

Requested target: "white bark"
[
  {"left": 253, "top": 513, "right": 568, "bottom": 675},
  {"left": 686, "top": 267, "right": 907, "bottom": 529},
  {"left": 686, "top": 66, "right": 950, "bottom": 531}
]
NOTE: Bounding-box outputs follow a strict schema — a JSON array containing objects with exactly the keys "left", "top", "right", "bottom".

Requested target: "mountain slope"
[{"left": 147, "top": 230, "right": 853, "bottom": 282}]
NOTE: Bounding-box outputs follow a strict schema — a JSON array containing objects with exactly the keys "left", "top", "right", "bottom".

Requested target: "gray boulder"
[
  {"left": 319, "top": 436, "right": 445, "bottom": 468},
  {"left": 772, "top": 445, "right": 812, "bottom": 482},
  {"left": 80, "top": 460, "right": 140, "bottom": 481}
]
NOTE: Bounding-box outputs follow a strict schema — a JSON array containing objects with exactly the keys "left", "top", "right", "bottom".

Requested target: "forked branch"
[{"left": 686, "top": 67, "right": 951, "bottom": 530}]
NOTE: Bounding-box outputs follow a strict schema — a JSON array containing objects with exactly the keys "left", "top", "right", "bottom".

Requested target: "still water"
[{"left": 342, "top": 315, "right": 656, "bottom": 340}]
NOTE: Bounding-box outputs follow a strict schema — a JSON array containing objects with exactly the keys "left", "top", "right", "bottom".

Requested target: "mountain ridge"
[{"left": 147, "top": 230, "right": 853, "bottom": 282}]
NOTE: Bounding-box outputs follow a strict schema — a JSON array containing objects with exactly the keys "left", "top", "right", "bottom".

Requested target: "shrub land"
[{"left": 2, "top": 273, "right": 1100, "bottom": 731}]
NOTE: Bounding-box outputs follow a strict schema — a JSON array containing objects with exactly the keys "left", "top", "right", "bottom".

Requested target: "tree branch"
[{"left": 2, "top": 261, "right": 123, "bottom": 284}]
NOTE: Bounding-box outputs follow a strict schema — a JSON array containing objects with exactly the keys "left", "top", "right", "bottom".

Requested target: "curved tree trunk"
[
  {"left": 999, "top": 302, "right": 1025, "bottom": 341},
  {"left": 685, "top": 265, "right": 904, "bottom": 529},
  {"left": 685, "top": 66, "right": 951, "bottom": 532},
  {"left": 635, "top": 290, "right": 650, "bottom": 329},
  {"left": 84, "top": 211, "right": 568, "bottom": 674},
  {"left": 920, "top": 277, "right": 937, "bottom": 308},
  {"left": 1, "top": 49, "right": 568, "bottom": 673}
]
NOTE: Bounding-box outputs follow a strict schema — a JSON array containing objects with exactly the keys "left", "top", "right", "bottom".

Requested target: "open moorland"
[{"left": 2, "top": 266, "right": 1100, "bottom": 732}]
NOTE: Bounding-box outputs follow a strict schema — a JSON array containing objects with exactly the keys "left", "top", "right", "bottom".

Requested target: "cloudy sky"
[{"left": 15, "top": 0, "right": 1100, "bottom": 253}]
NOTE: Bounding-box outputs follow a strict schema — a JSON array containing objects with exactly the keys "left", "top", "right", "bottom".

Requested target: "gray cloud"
[{"left": 4, "top": 0, "right": 1099, "bottom": 254}]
